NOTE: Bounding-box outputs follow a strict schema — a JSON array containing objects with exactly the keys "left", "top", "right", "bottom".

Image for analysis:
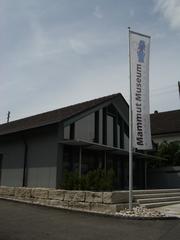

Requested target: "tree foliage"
[{"left": 148, "top": 141, "right": 180, "bottom": 168}]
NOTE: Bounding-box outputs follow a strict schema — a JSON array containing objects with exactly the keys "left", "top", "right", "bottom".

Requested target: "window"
[
  {"left": 107, "top": 115, "right": 114, "bottom": 147},
  {"left": 75, "top": 113, "right": 95, "bottom": 141}
]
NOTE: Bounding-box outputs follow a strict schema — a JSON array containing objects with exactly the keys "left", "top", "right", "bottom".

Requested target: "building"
[
  {"left": 0, "top": 93, "right": 156, "bottom": 189},
  {"left": 151, "top": 110, "right": 180, "bottom": 145},
  {"left": 148, "top": 110, "right": 180, "bottom": 189}
]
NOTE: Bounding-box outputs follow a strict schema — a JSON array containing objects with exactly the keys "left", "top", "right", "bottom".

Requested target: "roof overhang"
[{"left": 60, "top": 139, "right": 163, "bottom": 161}]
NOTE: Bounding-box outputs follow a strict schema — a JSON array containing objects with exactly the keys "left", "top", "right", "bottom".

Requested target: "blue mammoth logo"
[{"left": 137, "top": 40, "right": 145, "bottom": 63}]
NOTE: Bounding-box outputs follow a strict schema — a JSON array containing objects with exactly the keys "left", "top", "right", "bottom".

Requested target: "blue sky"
[{"left": 0, "top": 0, "right": 179, "bottom": 122}]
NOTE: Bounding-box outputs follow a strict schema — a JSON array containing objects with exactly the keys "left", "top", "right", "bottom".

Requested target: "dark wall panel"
[
  {"left": 0, "top": 139, "right": 24, "bottom": 187},
  {"left": 26, "top": 129, "right": 58, "bottom": 188}
]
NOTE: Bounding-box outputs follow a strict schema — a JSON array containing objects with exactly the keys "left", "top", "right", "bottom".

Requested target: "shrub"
[
  {"left": 62, "top": 171, "right": 80, "bottom": 190},
  {"left": 62, "top": 168, "right": 115, "bottom": 191}
]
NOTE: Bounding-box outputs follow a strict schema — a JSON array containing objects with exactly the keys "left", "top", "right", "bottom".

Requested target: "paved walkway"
[
  {"left": 0, "top": 199, "right": 180, "bottom": 240},
  {"left": 155, "top": 204, "right": 180, "bottom": 218}
]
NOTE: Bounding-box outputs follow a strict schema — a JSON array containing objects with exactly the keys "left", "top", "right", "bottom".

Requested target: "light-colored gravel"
[{"left": 115, "top": 206, "right": 165, "bottom": 218}]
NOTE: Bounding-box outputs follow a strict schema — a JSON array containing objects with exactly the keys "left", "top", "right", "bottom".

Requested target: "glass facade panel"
[
  {"left": 75, "top": 113, "right": 95, "bottom": 141},
  {"left": 64, "top": 126, "right": 70, "bottom": 139},
  {"left": 99, "top": 109, "right": 103, "bottom": 144},
  {"left": 117, "top": 124, "right": 120, "bottom": 148},
  {"left": 124, "top": 133, "right": 129, "bottom": 150},
  {"left": 63, "top": 104, "right": 128, "bottom": 150},
  {"left": 107, "top": 115, "right": 114, "bottom": 147}
]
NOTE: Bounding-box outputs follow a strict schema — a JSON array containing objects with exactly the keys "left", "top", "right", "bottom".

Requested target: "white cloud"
[
  {"left": 93, "top": 6, "right": 103, "bottom": 19},
  {"left": 152, "top": 32, "right": 166, "bottom": 40},
  {"left": 69, "top": 39, "right": 90, "bottom": 55},
  {"left": 129, "top": 9, "right": 135, "bottom": 18},
  {"left": 154, "top": 0, "right": 180, "bottom": 30}
]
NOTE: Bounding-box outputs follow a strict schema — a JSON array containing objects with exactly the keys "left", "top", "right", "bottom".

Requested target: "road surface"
[{"left": 0, "top": 199, "right": 180, "bottom": 240}]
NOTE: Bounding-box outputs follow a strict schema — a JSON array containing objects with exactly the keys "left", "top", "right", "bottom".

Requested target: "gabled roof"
[
  {"left": 150, "top": 109, "right": 180, "bottom": 135},
  {"left": 0, "top": 93, "right": 126, "bottom": 136}
]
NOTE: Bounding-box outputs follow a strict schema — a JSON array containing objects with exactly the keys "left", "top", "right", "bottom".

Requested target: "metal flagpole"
[{"left": 128, "top": 27, "right": 133, "bottom": 210}]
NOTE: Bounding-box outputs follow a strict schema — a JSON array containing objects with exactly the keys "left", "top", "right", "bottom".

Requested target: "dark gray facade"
[
  {"left": 0, "top": 137, "right": 24, "bottom": 187},
  {"left": 25, "top": 127, "right": 58, "bottom": 187},
  {"left": 0, "top": 125, "right": 59, "bottom": 188}
]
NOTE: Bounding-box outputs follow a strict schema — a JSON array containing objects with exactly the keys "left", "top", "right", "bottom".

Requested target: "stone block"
[
  {"left": 31, "top": 188, "right": 49, "bottom": 199},
  {"left": 68, "top": 201, "right": 90, "bottom": 210},
  {"left": 48, "top": 199, "right": 60, "bottom": 206},
  {"left": 15, "top": 187, "right": 31, "bottom": 199},
  {"left": 33, "top": 199, "right": 50, "bottom": 205},
  {"left": 103, "top": 191, "right": 129, "bottom": 204},
  {"left": 73, "top": 191, "right": 85, "bottom": 202},
  {"left": 85, "top": 192, "right": 103, "bottom": 203},
  {"left": 0, "top": 187, "right": 5, "bottom": 195},
  {"left": 90, "top": 203, "right": 117, "bottom": 213},
  {"left": 56, "top": 200, "right": 69, "bottom": 208},
  {"left": 0, "top": 187, "right": 15, "bottom": 196},
  {"left": 103, "top": 192, "right": 113, "bottom": 204},
  {"left": 49, "top": 190, "right": 65, "bottom": 200},
  {"left": 64, "top": 191, "right": 76, "bottom": 201}
]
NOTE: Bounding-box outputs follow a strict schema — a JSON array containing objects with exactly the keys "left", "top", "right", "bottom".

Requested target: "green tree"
[{"left": 156, "top": 141, "right": 180, "bottom": 166}]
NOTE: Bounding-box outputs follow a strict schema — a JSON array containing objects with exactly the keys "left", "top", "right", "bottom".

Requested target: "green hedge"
[{"left": 62, "top": 169, "right": 115, "bottom": 191}]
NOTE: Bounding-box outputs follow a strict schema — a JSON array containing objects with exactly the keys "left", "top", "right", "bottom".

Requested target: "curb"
[{"left": 0, "top": 197, "right": 178, "bottom": 220}]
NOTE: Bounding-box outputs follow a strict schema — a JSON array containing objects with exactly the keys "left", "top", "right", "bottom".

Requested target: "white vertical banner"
[{"left": 129, "top": 31, "right": 152, "bottom": 150}]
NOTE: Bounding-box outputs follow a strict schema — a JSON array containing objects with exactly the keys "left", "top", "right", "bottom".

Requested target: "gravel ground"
[{"left": 116, "top": 206, "right": 165, "bottom": 218}]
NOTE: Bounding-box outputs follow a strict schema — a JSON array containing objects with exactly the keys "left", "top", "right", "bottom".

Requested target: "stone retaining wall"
[{"left": 0, "top": 186, "right": 131, "bottom": 214}]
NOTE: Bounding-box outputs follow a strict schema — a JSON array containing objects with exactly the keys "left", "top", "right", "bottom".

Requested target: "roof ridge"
[
  {"left": 0, "top": 92, "right": 120, "bottom": 126},
  {"left": 0, "top": 92, "right": 122, "bottom": 136},
  {"left": 151, "top": 109, "right": 180, "bottom": 115}
]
